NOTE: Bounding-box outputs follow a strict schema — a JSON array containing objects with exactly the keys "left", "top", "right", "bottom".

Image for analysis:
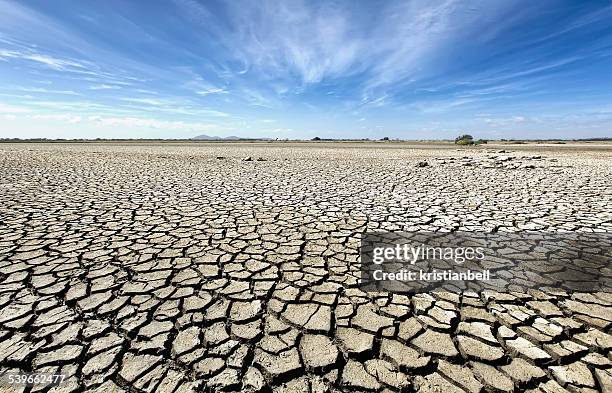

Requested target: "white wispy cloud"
[
  {"left": 2, "top": 0, "right": 526, "bottom": 116},
  {"left": 174, "top": 0, "right": 523, "bottom": 109},
  {"left": 32, "top": 113, "right": 82, "bottom": 123},
  {"left": 120, "top": 97, "right": 166, "bottom": 106},
  {"left": 89, "top": 84, "right": 120, "bottom": 90},
  {"left": 482, "top": 116, "right": 528, "bottom": 126},
  {"left": 241, "top": 2, "right": 487, "bottom": 85},
  {"left": 0, "top": 48, "right": 90, "bottom": 71},
  {"left": 216, "top": 1, "right": 364, "bottom": 85},
  {"left": 119, "top": 97, "right": 230, "bottom": 117},
  {"left": 0, "top": 111, "right": 229, "bottom": 139},
  {"left": 23, "top": 53, "right": 88, "bottom": 71},
  {"left": 0, "top": 102, "right": 31, "bottom": 113},
  {"left": 196, "top": 88, "right": 227, "bottom": 96},
  {"left": 28, "top": 100, "right": 110, "bottom": 110},
  {"left": 18, "top": 87, "right": 80, "bottom": 95},
  {"left": 240, "top": 88, "right": 278, "bottom": 108},
  {"left": 87, "top": 115, "right": 218, "bottom": 131},
  {"left": 5, "top": 110, "right": 223, "bottom": 132}
]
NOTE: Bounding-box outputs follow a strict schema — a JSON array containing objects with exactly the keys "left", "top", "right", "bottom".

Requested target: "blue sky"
[{"left": 1, "top": 0, "right": 612, "bottom": 140}]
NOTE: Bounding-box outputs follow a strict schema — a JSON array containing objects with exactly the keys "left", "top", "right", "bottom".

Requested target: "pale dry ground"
[{"left": 0, "top": 142, "right": 611, "bottom": 393}]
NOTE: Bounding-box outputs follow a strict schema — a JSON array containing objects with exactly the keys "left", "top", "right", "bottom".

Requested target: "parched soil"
[{"left": 0, "top": 142, "right": 611, "bottom": 392}]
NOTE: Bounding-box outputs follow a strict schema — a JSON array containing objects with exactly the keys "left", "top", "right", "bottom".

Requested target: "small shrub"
[
  {"left": 454, "top": 134, "right": 473, "bottom": 144},
  {"left": 455, "top": 138, "right": 473, "bottom": 145}
]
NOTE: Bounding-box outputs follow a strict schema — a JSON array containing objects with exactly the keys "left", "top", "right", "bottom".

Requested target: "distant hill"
[{"left": 191, "top": 134, "right": 241, "bottom": 140}]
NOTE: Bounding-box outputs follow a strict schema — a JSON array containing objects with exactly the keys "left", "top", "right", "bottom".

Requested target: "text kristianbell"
[{"left": 372, "top": 269, "right": 491, "bottom": 281}]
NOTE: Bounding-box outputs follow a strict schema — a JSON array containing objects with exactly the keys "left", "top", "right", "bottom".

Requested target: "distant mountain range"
[{"left": 191, "top": 134, "right": 242, "bottom": 140}]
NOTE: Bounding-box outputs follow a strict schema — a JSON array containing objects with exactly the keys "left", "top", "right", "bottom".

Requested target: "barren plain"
[{"left": 0, "top": 142, "right": 611, "bottom": 392}]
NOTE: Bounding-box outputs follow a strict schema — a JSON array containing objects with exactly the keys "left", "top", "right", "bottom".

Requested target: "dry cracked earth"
[{"left": 0, "top": 142, "right": 611, "bottom": 393}]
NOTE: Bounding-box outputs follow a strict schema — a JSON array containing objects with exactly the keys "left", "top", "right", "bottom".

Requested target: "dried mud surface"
[{"left": 0, "top": 142, "right": 611, "bottom": 392}]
